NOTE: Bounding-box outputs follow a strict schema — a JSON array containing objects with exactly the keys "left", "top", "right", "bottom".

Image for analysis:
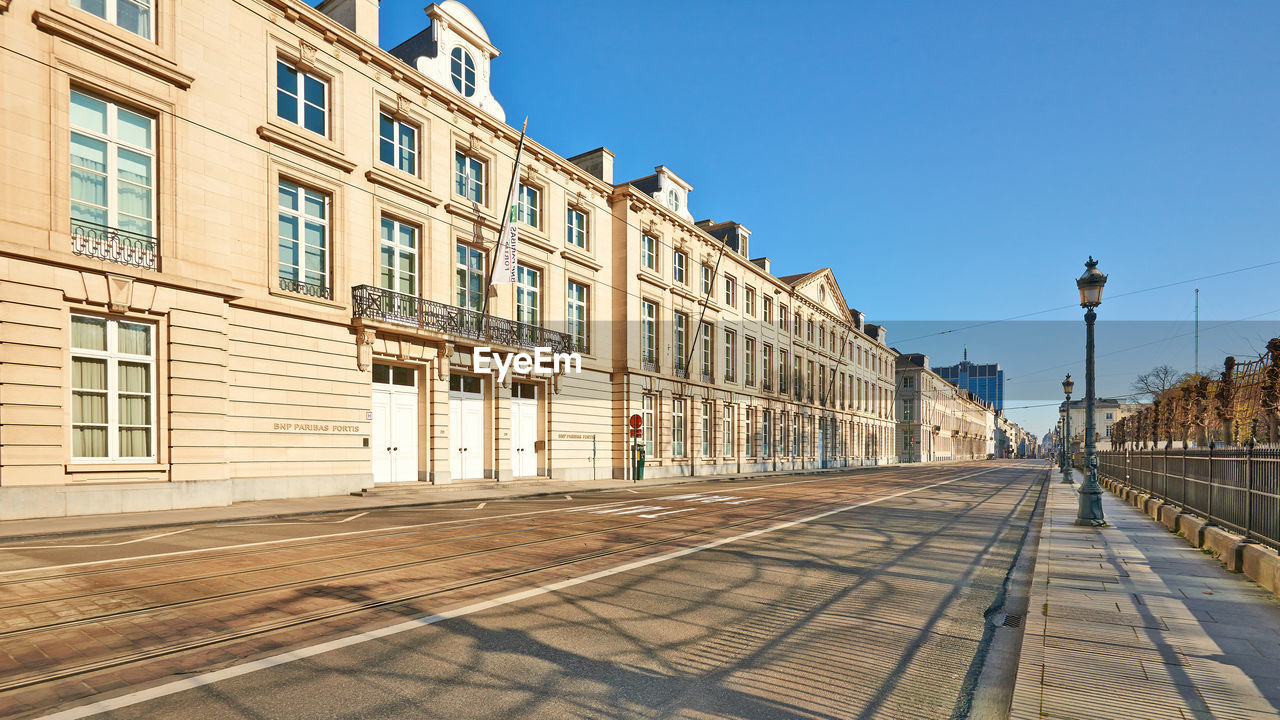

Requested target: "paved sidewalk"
[
  {"left": 0, "top": 465, "right": 883, "bottom": 543},
  {"left": 1011, "top": 469, "right": 1280, "bottom": 719}
]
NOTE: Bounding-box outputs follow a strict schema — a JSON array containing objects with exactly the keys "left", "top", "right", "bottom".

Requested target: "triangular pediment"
[{"left": 790, "top": 268, "right": 854, "bottom": 324}]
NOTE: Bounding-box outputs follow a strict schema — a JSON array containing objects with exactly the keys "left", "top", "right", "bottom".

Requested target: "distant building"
[
  {"left": 1058, "top": 399, "right": 1144, "bottom": 452},
  {"left": 894, "top": 353, "right": 995, "bottom": 463},
  {"left": 934, "top": 347, "right": 1004, "bottom": 410}
]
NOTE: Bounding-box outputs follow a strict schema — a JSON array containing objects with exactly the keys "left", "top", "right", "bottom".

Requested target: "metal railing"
[
  {"left": 351, "top": 285, "right": 583, "bottom": 354},
  {"left": 1098, "top": 448, "right": 1280, "bottom": 551},
  {"left": 280, "top": 276, "right": 333, "bottom": 300},
  {"left": 70, "top": 219, "right": 157, "bottom": 271}
]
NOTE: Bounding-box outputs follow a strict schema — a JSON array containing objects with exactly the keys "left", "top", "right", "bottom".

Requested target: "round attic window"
[{"left": 450, "top": 47, "right": 476, "bottom": 97}]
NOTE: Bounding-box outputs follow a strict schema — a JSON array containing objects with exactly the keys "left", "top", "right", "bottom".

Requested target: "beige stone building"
[
  {"left": 894, "top": 353, "right": 994, "bottom": 462},
  {"left": 0, "top": 0, "right": 897, "bottom": 520}
]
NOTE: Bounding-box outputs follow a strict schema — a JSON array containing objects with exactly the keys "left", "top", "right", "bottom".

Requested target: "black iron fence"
[
  {"left": 351, "top": 284, "right": 584, "bottom": 355},
  {"left": 1097, "top": 448, "right": 1280, "bottom": 551}
]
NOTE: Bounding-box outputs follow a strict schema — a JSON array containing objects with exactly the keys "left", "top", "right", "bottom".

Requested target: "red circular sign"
[{"left": 629, "top": 414, "right": 643, "bottom": 429}]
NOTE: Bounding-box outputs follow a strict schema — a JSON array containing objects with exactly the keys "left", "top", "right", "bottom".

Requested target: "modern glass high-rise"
[{"left": 934, "top": 349, "right": 1004, "bottom": 411}]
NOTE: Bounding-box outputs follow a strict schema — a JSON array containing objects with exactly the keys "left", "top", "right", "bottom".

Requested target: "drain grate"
[{"left": 1002, "top": 613, "right": 1024, "bottom": 628}]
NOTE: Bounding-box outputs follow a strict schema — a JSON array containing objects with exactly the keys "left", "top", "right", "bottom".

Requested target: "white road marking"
[
  {"left": 475, "top": 503, "right": 486, "bottom": 510},
  {"left": 588, "top": 505, "right": 666, "bottom": 516},
  {"left": 564, "top": 495, "right": 573, "bottom": 500},
  {"left": 33, "top": 467, "right": 999, "bottom": 720},
  {"left": 625, "top": 489, "right": 639, "bottom": 494},
  {"left": 0, "top": 472, "right": 906, "bottom": 577},
  {"left": 0, "top": 529, "right": 193, "bottom": 551},
  {"left": 637, "top": 508, "right": 695, "bottom": 519},
  {"left": 725, "top": 498, "right": 764, "bottom": 505},
  {"left": 228, "top": 512, "right": 370, "bottom": 528}
]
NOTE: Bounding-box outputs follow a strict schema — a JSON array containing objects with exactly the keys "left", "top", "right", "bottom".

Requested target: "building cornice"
[
  {"left": 257, "top": 125, "right": 356, "bottom": 173},
  {"left": 32, "top": 9, "right": 195, "bottom": 89}
]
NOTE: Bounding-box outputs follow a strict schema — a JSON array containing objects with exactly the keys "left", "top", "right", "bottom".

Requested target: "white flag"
[{"left": 493, "top": 119, "right": 527, "bottom": 285}]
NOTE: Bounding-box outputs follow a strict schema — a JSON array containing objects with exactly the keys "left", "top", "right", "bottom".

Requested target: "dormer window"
[{"left": 450, "top": 47, "right": 477, "bottom": 97}]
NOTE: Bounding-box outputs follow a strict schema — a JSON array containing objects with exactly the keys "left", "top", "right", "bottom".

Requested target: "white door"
[
  {"left": 510, "top": 383, "right": 538, "bottom": 477},
  {"left": 371, "top": 364, "right": 419, "bottom": 483},
  {"left": 449, "top": 374, "right": 484, "bottom": 481}
]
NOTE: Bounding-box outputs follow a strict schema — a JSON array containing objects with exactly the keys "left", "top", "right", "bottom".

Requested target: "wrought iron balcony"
[
  {"left": 641, "top": 355, "right": 658, "bottom": 372},
  {"left": 701, "top": 371, "right": 713, "bottom": 383},
  {"left": 280, "top": 276, "right": 333, "bottom": 300},
  {"left": 351, "top": 285, "right": 584, "bottom": 354},
  {"left": 673, "top": 359, "right": 688, "bottom": 378},
  {"left": 70, "top": 219, "right": 157, "bottom": 271},
  {"left": 762, "top": 379, "right": 772, "bottom": 392}
]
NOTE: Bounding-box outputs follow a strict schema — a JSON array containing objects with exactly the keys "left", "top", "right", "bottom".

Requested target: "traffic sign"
[{"left": 628, "top": 414, "right": 643, "bottom": 429}]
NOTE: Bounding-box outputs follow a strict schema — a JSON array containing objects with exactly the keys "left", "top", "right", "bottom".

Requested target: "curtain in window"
[
  {"left": 72, "top": 316, "right": 107, "bottom": 350},
  {"left": 118, "top": 323, "right": 150, "bottom": 354},
  {"left": 72, "top": 358, "right": 107, "bottom": 457}
]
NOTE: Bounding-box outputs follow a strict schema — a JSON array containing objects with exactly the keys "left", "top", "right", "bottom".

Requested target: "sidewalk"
[
  {"left": 0, "top": 465, "right": 871, "bottom": 543},
  {"left": 1011, "top": 469, "right": 1280, "bottom": 719}
]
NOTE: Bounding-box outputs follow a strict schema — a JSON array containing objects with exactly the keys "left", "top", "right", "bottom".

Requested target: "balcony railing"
[
  {"left": 280, "top": 276, "right": 333, "bottom": 301},
  {"left": 642, "top": 356, "right": 658, "bottom": 372},
  {"left": 70, "top": 219, "right": 157, "bottom": 271},
  {"left": 352, "top": 285, "right": 583, "bottom": 354},
  {"left": 701, "top": 370, "right": 713, "bottom": 383},
  {"left": 673, "top": 359, "right": 687, "bottom": 378}
]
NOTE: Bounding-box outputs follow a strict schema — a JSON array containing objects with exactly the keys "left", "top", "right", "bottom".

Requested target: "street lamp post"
[
  {"left": 1061, "top": 374, "right": 1074, "bottom": 483},
  {"left": 1075, "top": 256, "right": 1108, "bottom": 526}
]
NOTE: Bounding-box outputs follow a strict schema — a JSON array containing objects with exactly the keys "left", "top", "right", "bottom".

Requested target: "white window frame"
[
  {"left": 745, "top": 337, "right": 755, "bottom": 385},
  {"left": 673, "top": 311, "right": 687, "bottom": 374},
  {"left": 379, "top": 216, "right": 418, "bottom": 297},
  {"left": 455, "top": 151, "right": 485, "bottom": 203},
  {"left": 567, "top": 281, "right": 588, "bottom": 350},
  {"left": 566, "top": 207, "right": 588, "bottom": 249},
  {"left": 276, "top": 58, "right": 328, "bottom": 137},
  {"left": 672, "top": 398, "right": 686, "bottom": 457},
  {"left": 701, "top": 402, "right": 712, "bottom": 457},
  {"left": 673, "top": 250, "right": 687, "bottom": 284},
  {"left": 642, "top": 394, "right": 656, "bottom": 457},
  {"left": 763, "top": 297, "right": 772, "bottom": 325},
  {"left": 641, "top": 299, "right": 657, "bottom": 365},
  {"left": 277, "top": 180, "right": 330, "bottom": 296},
  {"left": 456, "top": 243, "right": 485, "bottom": 311},
  {"left": 700, "top": 322, "right": 713, "bottom": 379},
  {"left": 517, "top": 184, "right": 540, "bottom": 227},
  {"left": 723, "top": 276, "right": 736, "bottom": 307},
  {"left": 762, "top": 410, "right": 772, "bottom": 458},
  {"left": 379, "top": 111, "right": 417, "bottom": 175},
  {"left": 723, "top": 404, "right": 735, "bottom": 457},
  {"left": 70, "top": 314, "right": 156, "bottom": 462},
  {"left": 516, "top": 264, "right": 540, "bottom": 326},
  {"left": 641, "top": 234, "right": 657, "bottom": 270},
  {"left": 69, "top": 89, "right": 157, "bottom": 242},
  {"left": 746, "top": 408, "right": 755, "bottom": 457},
  {"left": 449, "top": 46, "right": 477, "bottom": 97},
  {"left": 701, "top": 265, "right": 713, "bottom": 296},
  {"left": 72, "top": 0, "right": 154, "bottom": 40},
  {"left": 723, "top": 329, "right": 735, "bottom": 382},
  {"left": 745, "top": 287, "right": 755, "bottom": 317}
]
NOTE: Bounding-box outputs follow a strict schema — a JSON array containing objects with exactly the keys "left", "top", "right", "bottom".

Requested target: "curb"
[{"left": 1101, "top": 476, "right": 1280, "bottom": 599}]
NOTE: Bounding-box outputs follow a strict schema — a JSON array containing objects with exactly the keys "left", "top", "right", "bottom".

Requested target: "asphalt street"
[{"left": 0, "top": 461, "right": 1048, "bottom": 720}]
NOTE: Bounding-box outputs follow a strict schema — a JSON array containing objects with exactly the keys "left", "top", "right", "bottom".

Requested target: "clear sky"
[{"left": 375, "top": 1, "right": 1280, "bottom": 436}]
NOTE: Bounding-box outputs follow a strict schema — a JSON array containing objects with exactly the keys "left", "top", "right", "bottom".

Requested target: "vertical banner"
[{"left": 493, "top": 119, "right": 528, "bottom": 285}]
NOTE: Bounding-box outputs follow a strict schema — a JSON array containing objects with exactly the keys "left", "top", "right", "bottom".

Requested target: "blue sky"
[{"left": 375, "top": 1, "right": 1280, "bottom": 435}]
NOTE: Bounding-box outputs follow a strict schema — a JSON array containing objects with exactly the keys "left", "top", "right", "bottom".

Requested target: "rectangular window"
[
  {"left": 455, "top": 243, "right": 485, "bottom": 311},
  {"left": 278, "top": 180, "right": 330, "bottom": 298},
  {"left": 745, "top": 287, "right": 755, "bottom": 317},
  {"left": 779, "top": 304, "right": 788, "bottom": 331},
  {"left": 903, "top": 399, "right": 914, "bottom": 422},
  {"left": 779, "top": 350, "right": 789, "bottom": 393},
  {"left": 903, "top": 375, "right": 914, "bottom": 388},
  {"left": 723, "top": 276, "right": 736, "bottom": 307},
  {"left": 566, "top": 207, "right": 588, "bottom": 248},
  {"left": 517, "top": 184, "right": 540, "bottom": 227},
  {"left": 71, "top": 314, "right": 154, "bottom": 460},
  {"left": 808, "top": 360, "right": 815, "bottom": 399},
  {"left": 745, "top": 337, "right": 755, "bottom": 385},
  {"left": 701, "top": 402, "right": 711, "bottom": 457},
  {"left": 641, "top": 234, "right": 657, "bottom": 270},
  {"left": 723, "top": 329, "right": 735, "bottom": 382},
  {"left": 673, "top": 250, "right": 687, "bottom": 284},
  {"left": 70, "top": 90, "right": 156, "bottom": 243},
  {"left": 763, "top": 297, "right": 772, "bottom": 325},
  {"left": 277, "top": 59, "right": 327, "bottom": 136},
  {"left": 746, "top": 408, "right": 755, "bottom": 457},
  {"left": 763, "top": 410, "right": 772, "bottom": 458},
  {"left": 378, "top": 112, "right": 417, "bottom": 175},
  {"left": 641, "top": 299, "right": 657, "bottom": 366},
  {"left": 701, "top": 265, "right": 713, "bottom": 296},
  {"left": 673, "top": 311, "right": 687, "bottom": 375},
  {"left": 723, "top": 404, "right": 735, "bottom": 457},
  {"left": 807, "top": 319, "right": 814, "bottom": 343},
  {"left": 567, "top": 281, "right": 588, "bottom": 351},
  {"left": 74, "top": 0, "right": 153, "bottom": 38},
  {"left": 793, "top": 356, "right": 802, "bottom": 398},
  {"left": 700, "top": 322, "right": 713, "bottom": 380},
  {"left": 762, "top": 344, "right": 772, "bottom": 388},
  {"left": 454, "top": 151, "right": 485, "bottom": 203},
  {"left": 794, "top": 313, "right": 801, "bottom": 335},
  {"left": 672, "top": 398, "right": 686, "bottom": 457},
  {"left": 516, "top": 264, "right": 540, "bottom": 326},
  {"left": 379, "top": 216, "right": 417, "bottom": 300},
  {"left": 642, "top": 394, "right": 655, "bottom": 457}
]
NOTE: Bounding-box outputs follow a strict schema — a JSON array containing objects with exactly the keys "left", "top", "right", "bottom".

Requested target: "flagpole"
[{"left": 481, "top": 117, "right": 528, "bottom": 321}]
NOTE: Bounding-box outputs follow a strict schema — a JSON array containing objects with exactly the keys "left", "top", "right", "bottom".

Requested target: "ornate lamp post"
[
  {"left": 1061, "top": 373, "right": 1074, "bottom": 483},
  {"left": 1076, "top": 257, "right": 1108, "bottom": 525}
]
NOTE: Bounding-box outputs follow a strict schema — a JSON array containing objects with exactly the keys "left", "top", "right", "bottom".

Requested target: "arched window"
[
  {"left": 668, "top": 189, "right": 680, "bottom": 211},
  {"left": 450, "top": 47, "right": 476, "bottom": 97}
]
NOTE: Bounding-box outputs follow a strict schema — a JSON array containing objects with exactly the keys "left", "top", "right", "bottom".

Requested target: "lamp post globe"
[{"left": 1076, "top": 257, "right": 1108, "bottom": 525}]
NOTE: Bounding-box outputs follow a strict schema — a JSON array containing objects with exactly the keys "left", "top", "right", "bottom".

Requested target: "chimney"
[
  {"left": 567, "top": 147, "right": 614, "bottom": 185},
  {"left": 751, "top": 256, "right": 771, "bottom": 274},
  {"left": 317, "top": 0, "right": 379, "bottom": 46}
]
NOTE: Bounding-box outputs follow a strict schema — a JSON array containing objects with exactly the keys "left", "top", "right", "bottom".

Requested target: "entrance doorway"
[
  {"left": 510, "top": 382, "right": 538, "bottom": 477},
  {"left": 449, "top": 374, "right": 484, "bottom": 481},
  {"left": 371, "top": 363, "right": 418, "bottom": 483}
]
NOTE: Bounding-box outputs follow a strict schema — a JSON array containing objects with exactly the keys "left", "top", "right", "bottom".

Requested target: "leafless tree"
[{"left": 1131, "top": 365, "right": 1185, "bottom": 401}]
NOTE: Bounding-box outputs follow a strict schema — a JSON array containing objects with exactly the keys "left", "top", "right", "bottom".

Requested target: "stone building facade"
[
  {"left": 0, "top": 0, "right": 896, "bottom": 520},
  {"left": 894, "top": 353, "right": 994, "bottom": 462}
]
